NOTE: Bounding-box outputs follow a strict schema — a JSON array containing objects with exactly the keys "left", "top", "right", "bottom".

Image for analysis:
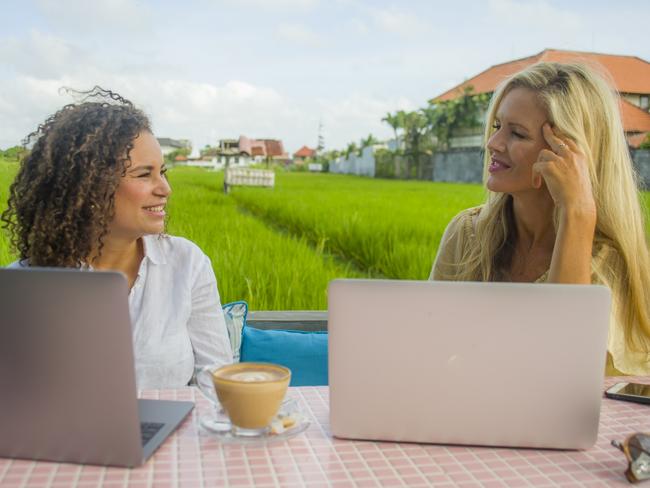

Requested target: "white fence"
[{"left": 225, "top": 168, "right": 275, "bottom": 188}]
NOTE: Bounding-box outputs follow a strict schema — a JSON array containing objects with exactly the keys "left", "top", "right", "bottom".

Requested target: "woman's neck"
[
  {"left": 91, "top": 236, "right": 144, "bottom": 288},
  {"left": 511, "top": 191, "right": 556, "bottom": 251}
]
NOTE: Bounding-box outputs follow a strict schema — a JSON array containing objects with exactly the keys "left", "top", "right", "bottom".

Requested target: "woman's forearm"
[{"left": 548, "top": 207, "right": 596, "bottom": 284}]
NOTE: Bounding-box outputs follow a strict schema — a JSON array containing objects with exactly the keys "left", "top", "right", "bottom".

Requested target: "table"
[{"left": 1, "top": 377, "right": 649, "bottom": 487}]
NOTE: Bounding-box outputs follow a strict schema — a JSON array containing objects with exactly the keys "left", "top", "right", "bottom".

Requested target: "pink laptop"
[{"left": 328, "top": 279, "right": 611, "bottom": 449}]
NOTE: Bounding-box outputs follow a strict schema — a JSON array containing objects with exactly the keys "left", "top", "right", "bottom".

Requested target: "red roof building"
[
  {"left": 432, "top": 49, "right": 650, "bottom": 147},
  {"left": 222, "top": 136, "right": 288, "bottom": 159},
  {"left": 260, "top": 139, "right": 286, "bottom": 158},
  {"left": 293, "top": 146, "right": 316, "bottom": 160}
]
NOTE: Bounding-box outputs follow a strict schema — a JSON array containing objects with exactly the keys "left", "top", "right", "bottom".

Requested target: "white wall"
[{"left": 329, "top": 145, "right": 378, "bottom": 177}]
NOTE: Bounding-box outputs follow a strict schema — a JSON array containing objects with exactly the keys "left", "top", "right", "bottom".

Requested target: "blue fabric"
[
  {"left": 221, "top": 301, "right": 248, "bottom": 362},
  {"left": 240, "top": 327, "right": 328, "bottom": 387}
]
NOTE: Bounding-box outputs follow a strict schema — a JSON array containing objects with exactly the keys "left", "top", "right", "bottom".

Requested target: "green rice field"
[{"left": 1, "top": 159, "right": 648, "bottom": 310}]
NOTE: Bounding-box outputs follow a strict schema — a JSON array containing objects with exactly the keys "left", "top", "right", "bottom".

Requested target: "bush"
[
  {"left": 0, "top": 146, "right": 27, "bottom": 161},
  {"left": 640, "top": 133, "right": 650, "bottom": 150},
  {"left": 164, "top": 147, "right": 190, "bottom": 164},
  {"left": 374, "top": 148, "right": 404, "bottom": 179}
]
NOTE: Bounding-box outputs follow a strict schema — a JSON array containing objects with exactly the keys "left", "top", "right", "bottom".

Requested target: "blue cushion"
[{"left": 240, "top": 327, "right": 328, "bottom": 387}]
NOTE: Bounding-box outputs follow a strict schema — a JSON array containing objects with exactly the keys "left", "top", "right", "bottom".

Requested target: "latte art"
[
  {"left": 228, "top": 371, "right": 279, "bottom": 382},
  {"left": 214, "top": 364, "right": 289, "bottom": 384}
]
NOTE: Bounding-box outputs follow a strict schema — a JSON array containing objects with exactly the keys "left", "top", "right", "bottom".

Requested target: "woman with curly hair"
[
  {"left": 431, "top": 62, "right": 650, "bottom": 375},
  {"left": 2, "top": 88, "right": 233, "bottom": 388}
]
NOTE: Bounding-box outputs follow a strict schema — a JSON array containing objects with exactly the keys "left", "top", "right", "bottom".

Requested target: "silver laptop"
[
  {"left": 328, "top": 279, "right": 611, "bottom": 450},
  {"left": 0, "top": 268, "right": 194, "bottom": 467}
]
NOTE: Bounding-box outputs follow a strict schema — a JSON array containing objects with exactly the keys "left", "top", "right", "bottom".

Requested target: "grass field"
[
  {"left": 1, "top": 159, "right": 648, "bottom": 310},
  {"left": 230, "top": 173, "right": 487, "bottom": 279}
]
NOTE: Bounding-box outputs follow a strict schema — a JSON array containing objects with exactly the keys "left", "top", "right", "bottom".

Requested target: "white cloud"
[
  {"left": 276, "top": 23, "right": 324, "bottom": 47},
  {"left": 35, "top": 0, "right": 153, "bottom": 32},
  {"left": 212, "top": 0, "right": 319, "bottom": 8},
  {"left": 0, "top": 30, "right": 90, "bottom": 79},
  {"left": 0, "top": 65, "right": 416, "bottom": 154},
  {"left": 347, "top": 18, "right": 370, "bottom": 35},
  {"left": 0, "top": 71, "right": 309, "bottom": 152},
  {"left": 486, "top": 0, "right": 584, "bottom": 48},
  {"left": 370, "top": 7, "right": 429, "bottom": 37},
  {"left": 317, "top": 94, "right": 416, "bottom": 149},
  {"left": 2, "top": 0, "right": 648, "bottom": 156}
]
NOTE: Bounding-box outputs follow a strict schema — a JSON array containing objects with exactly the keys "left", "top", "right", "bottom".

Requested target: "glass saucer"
[{"left": 200, "top": 398, "right": 310, "bottom": 444}]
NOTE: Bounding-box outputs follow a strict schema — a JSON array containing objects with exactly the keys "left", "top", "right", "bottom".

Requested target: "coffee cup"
[{"left": 197, "top": 362, "right": 291, "bottom": 436}]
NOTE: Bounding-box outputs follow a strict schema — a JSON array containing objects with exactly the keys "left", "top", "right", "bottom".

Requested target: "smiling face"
[
  {"left": 486, "top": 87, "right": 550, "bottom": 195},
  {"left": 109, "top": 131, "right": 171, "bottom": 241}
]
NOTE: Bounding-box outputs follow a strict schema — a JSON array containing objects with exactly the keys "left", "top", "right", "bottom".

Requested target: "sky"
[{"left": 1, "top": 0, "right": 649, "bottom": 155}]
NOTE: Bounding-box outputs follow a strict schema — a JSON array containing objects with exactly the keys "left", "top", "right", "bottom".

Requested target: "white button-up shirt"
[
  {"left": 11, "top": 234, "right": 233, "bottom": 389},
  {"left": 128, "top": 235, "right": 233, "bottom": 388}
]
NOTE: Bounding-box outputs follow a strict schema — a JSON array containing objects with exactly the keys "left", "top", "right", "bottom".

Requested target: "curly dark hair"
[{"left": 1, "top": 87, "right": 152, "bottom": 267}]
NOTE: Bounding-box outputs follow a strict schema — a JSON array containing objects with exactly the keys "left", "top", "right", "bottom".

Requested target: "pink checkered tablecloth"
[{"left": 1, "top": 377, "right": 649, "bottom": 487}]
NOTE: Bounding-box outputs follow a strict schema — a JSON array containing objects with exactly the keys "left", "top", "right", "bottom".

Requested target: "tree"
[
  {"left": 402, "top": 111, "right": 428, "bottom": 179},
  {"left": 423, "top": 86, "right": 490, "bottom": 150},
  {"left": 381, "top": 113, "right": 400, "bottom": 146},
  {"left": 344, "top": 142, "right": 358, "bottom": 159},
  {"left": 382, "top": 111, "right": 407, "bottom": 177},
  {"left": 200, "top": 145, "right": 219, "bottom": 158},
  {"left": 358, "top": 134, "right": 379, "bottom": 156},
  {"left": 164, "top": 147, "right": 190, "bottom": 164},
  {"left": 1, "top": 145, "right": 27, "bottom": 161},
  {"left": 324, "top": 149, "right": 341, "bottom": 160},
  {"left": 640, "top": 133, "right": 650, "bottom": 150},
  {"left": 318, "top": 149, "right": 340, "bottom": 172}
]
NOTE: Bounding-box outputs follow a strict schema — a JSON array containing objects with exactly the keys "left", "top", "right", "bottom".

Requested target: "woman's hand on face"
[{"left": 532, "top": 123, "right": 597, "bottom": 220}]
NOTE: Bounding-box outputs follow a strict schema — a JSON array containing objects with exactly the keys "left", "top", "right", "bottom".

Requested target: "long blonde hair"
[{"left": 453, "top": 62, "right": 650, "bottom": 351}]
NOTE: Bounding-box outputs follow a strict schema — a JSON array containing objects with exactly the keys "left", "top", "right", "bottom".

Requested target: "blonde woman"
[{"left": 431, "top": 62, "right": 650, "bottom": 375}]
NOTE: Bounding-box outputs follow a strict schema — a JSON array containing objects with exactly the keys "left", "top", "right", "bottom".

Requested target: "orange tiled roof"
[
  {"left": 433, "top": 49, "right": 650, "bottom": 102},
  {"left": 620, "top": 99, "right": 650, "bottom": 133},
  {"left": 293, "top": 146, "right": 316, "bottom": 158}
]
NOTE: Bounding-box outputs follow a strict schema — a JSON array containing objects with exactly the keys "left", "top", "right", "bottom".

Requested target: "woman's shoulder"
[
  {"left": 142, "top": 234, "right": 209, "bottom": 264},
  {"left": 445, "top": 205, "right": 483, "bottom": 238}
]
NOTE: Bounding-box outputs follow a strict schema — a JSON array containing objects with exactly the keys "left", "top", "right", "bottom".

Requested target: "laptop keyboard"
[{"left": 140, "top": 422, "right": 164, "bottom": 446}]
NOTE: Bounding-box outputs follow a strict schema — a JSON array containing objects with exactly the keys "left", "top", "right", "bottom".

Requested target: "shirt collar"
[{"left": 141, "top": 235, "right": 167, "bottom": 265}]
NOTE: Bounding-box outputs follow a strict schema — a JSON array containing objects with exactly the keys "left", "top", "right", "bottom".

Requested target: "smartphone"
[{"left": 605, "top": 382, "right": 650, "bottom": 405}]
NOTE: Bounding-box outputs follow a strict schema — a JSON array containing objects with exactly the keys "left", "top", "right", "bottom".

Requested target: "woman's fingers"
[
  {"left": 542, "top": 123, "right": 582, "bottom": 158},
  {"left": 564, "top": 137, "right": 580, "bottom": 153},
  {"left": 537, "top": 123, "right": 595, "bottom": 213},
  {"left": 537, "top": 148, "right": 558, "bottom": 162},
  {"left": 542, "top": 123, "right": 568, "bottom": 154}
]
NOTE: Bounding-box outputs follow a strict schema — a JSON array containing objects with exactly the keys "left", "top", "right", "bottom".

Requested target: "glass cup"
[{"left": 197, "top": 362, "right": 291, "bottom": 436}]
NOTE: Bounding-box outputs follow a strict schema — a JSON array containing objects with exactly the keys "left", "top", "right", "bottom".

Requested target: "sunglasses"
[{"left": 612, "top": 433, "right": 650, "bottom": 483}]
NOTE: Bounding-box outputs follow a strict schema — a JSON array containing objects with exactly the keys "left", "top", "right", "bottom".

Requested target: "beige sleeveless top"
[{"left": 430, "top": 206, "right": 650, "bottom": 376}]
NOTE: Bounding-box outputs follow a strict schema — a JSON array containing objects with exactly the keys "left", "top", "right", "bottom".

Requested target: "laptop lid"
[
  {"left": 0, "top": 268, "right": 192, "bottom": 467},
  {"left": 328, "top": 279, "right": 611, "bottom": 450}
]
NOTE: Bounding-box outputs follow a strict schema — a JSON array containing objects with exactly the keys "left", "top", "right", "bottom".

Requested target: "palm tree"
[
  {"left": 358, "top": 134, "right": 379, "bottom": 156},
  {"left": 382, "top": 113, "right": 400, "bottom": 146},
  {"left": 326, "top": 149, "right": 341, "bottom": 160},
  {"left": 402, "top": 111, "right": 428, "bottom": 179},
  {"left": 382, "top": 111, "right": 407, "bottom": 177},
  {"left": 344, "top": 142, "right": 358, "bottom": 159}
]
